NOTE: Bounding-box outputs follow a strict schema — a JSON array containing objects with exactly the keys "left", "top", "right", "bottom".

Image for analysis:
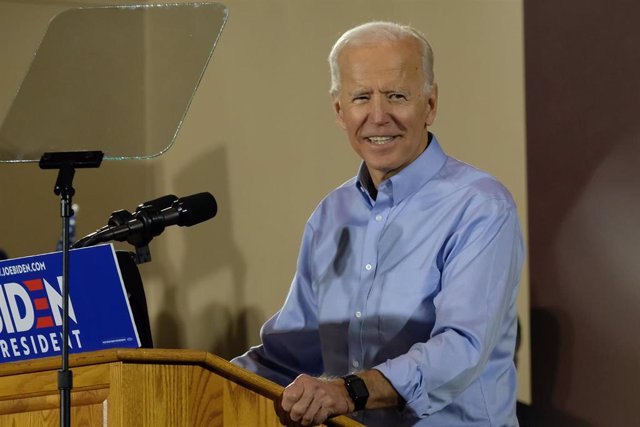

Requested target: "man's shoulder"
[
  {"left": 321, "top": 176, "right": 360, "bottom": 203},
  {"left": 305, "top": 176, "right": 361, "bottom": 226},
  {"left": 438, "top": 156, "right": 515, "bottom": 206}
]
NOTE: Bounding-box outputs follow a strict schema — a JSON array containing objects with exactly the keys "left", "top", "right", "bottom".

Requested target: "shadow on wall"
[
  {"left": 517, "top": 308, "right": 592, "bottom": 427},
  {"left": 152, "top": 144, "right": 262, "bottom": 359}
]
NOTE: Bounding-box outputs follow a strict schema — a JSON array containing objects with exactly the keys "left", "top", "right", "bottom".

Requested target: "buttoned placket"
[{"left": 347, "top": 181, "right": 392, "bottom": 374}]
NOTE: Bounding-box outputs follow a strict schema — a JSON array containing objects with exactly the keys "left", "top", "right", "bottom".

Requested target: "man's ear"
[
  {"left": 333, "top": 97, "right": 347, "bottom": 130},
  {"left": 425, "top": 83, "right": 438, "bottom": 127}
]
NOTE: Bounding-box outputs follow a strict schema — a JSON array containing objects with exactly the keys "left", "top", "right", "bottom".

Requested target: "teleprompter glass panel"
[{"left": 0, "top": 2, "right": 227, "bottom": 162}]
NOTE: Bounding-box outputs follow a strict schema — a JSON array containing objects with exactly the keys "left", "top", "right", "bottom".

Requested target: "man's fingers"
[
  {"left": 300, "top": 395, "right": 324, "bottom": 426},
  {"left": 282, "top": 375, "right": 319, "bottom": 422},
  {"left": 280, "top": 375, "right": 349, "bottom": 426},
  {"left": 288, "top": 391, "right": 314, "bottom": 422},
  {"left": 281, "top": 377, "right": 305, "bottom": 412},
  {"left": 312, "top": 407, "right": 331, "bottom": 426}
]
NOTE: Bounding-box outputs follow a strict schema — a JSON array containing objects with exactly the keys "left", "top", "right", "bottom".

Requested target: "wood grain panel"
[
  {"left": 0, "top": 389, "right": 107, "bottom": 427},
  {"left": 0, "top": 363, "right": 110, "bottom": 400},
  {"left": 0, "top": 349, "right": 363, "bottom": 426},
  {"left": 188, "top": 361, "right": 224, "bottom": 426},
  {"left": 111, "top": 363, "right": 191, "bottom": 426},
  {"left": 223, "top": 380, "right": 282, "bottom": 426}
]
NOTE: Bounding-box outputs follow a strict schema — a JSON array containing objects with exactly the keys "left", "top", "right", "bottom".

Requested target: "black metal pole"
[
  {"left": 54, "top": 164, "right": 75, "bottom": 427},
  {"left": 39, "top": 151, "right": 103, "bottom": 427},
  {"left": 59, "top": 191, "right": 73, "bottom": 427}
]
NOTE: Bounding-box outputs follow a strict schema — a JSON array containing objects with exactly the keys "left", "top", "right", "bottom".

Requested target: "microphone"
[
  {"left": 105, "top": 194, "right": 179, "bottom": 229},
  {"left": 74, "top": 194, "right": 179, "bottom": 246},
  {"left": 135, "top": 194, "right": 178, "bottom": 215},
  {"left": 73, "top": 192, "right": 217, "bottom": 248}
]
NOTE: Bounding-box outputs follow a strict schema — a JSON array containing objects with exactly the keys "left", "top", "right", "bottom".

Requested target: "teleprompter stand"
[
  {"left": 39, "top": 151, "right": 104, "bottom": 427},
  {"left": 0, "top": 3, "right": 229, "bottom": 426}
]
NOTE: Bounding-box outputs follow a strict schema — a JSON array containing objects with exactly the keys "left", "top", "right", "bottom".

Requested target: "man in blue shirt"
[{"left": 233, "top": 21, "right": 524, "bottom": 426}]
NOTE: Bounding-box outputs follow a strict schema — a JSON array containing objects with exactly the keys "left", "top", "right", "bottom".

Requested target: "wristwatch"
[{"left": 342, "top": 374, "right": 369, "bottom": 412}]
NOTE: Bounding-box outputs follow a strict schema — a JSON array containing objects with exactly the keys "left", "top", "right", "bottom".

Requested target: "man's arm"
[
  {"left": 373, "top": 199, "right": 524, "bottom": 417},
  {"left": 231, "top": 222, "right": 324, "bottom": 385},
  {"left": 280, "top": 369, "right": 401, "bottom": 426}
]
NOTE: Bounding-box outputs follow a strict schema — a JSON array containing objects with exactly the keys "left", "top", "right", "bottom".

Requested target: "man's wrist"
[{"left": 341, "top": 374, "right": 369, "bottom": 412}]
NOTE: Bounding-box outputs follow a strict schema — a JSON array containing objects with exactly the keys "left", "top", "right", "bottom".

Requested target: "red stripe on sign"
[
  {"left": 23, "top": 279, "right": 44, "bottom": 291},
  {"left": 36, "top": 316, "right": 54, "bottom": 329},
  {"left": 34, "top": 298, "right": 49, "bottom": 310}
]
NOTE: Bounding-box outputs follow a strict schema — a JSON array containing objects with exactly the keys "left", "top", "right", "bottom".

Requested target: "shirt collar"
[
  {"left": 355, "top": 165, "right": 376, "bottom": 206},
  {"left": 356, "top": 133, "right": 447, "bottom": 206}
]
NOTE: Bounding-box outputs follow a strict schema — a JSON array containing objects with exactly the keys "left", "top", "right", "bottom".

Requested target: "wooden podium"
[{"left": 0, "top": 348, "right": 363, "bottom": 426}]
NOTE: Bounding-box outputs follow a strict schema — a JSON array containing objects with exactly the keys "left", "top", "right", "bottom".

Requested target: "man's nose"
[{"left": 369, "top": 97, "right": 390, "bottom": 125}]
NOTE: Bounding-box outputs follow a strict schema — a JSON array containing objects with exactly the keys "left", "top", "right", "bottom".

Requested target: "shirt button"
[
  {"left": 365, "top": 264, "right": 372, "bottom": 271},
  {"left": 355, "top": 311, "right": 362, "bottom": 318},
  {"left": 352, "top": 360, "right": 360, "bottom": 368},
  {"left": 375, "top": 214, "right": 383, "bottom": 221}
]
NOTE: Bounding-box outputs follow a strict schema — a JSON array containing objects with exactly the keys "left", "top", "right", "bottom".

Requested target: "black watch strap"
[{"left": 342, "top": 374, "right": 369, "bottom": 412}]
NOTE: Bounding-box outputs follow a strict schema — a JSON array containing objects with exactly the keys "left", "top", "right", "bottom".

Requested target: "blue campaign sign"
[{"left": 0, "top": 244, "right": 140, "bottom": 363}]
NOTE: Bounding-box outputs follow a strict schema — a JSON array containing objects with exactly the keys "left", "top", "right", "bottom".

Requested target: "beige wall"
[{"left": 0, "top": 0, "right": 530, "bottom": 402}]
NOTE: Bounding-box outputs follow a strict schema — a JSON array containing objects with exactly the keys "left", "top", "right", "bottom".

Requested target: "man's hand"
[
  {"left": 278, "top": 374, "right": 353, "bottom": 426},
  {"left": 277, "top": 370, "right": 402, "bottom": 426}
]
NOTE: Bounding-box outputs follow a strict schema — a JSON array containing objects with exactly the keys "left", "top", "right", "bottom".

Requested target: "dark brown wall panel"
[{"left": 525, "top": 1, "right": 640, "bottom": 426}]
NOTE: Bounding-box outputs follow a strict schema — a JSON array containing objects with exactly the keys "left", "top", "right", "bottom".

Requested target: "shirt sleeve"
[
  {"left": 374, "top": 197, "right": 524, "bottom": 417},
  {"left": 231, "top": 222, "right": 324, "bottom": 386}
]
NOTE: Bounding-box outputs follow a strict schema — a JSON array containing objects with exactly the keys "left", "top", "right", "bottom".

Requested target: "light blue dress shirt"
[{"left": 233, "top": 135, "right": 524, "bottom": 426}]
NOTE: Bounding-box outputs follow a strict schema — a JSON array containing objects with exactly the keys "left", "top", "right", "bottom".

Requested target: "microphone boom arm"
[{"left": 72, "top": 192, "right": 217, "bottom": 264}]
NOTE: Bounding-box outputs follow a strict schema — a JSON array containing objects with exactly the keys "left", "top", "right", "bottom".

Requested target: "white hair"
[{"left": 328, "top": 21, "right": 435, "bottom": 96}]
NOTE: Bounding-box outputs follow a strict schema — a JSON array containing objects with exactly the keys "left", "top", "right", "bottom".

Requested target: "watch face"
[
  {"left": 351, "top": 379, "right": 369, "bottom": 397},
  {"left": 343, "top": 374, "right": 369, "bottom": 411}
]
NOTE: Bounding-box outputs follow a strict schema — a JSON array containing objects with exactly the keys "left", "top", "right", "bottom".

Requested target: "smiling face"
[{"left": 333, "top": 38, "right": 438, "bottom": 188}]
